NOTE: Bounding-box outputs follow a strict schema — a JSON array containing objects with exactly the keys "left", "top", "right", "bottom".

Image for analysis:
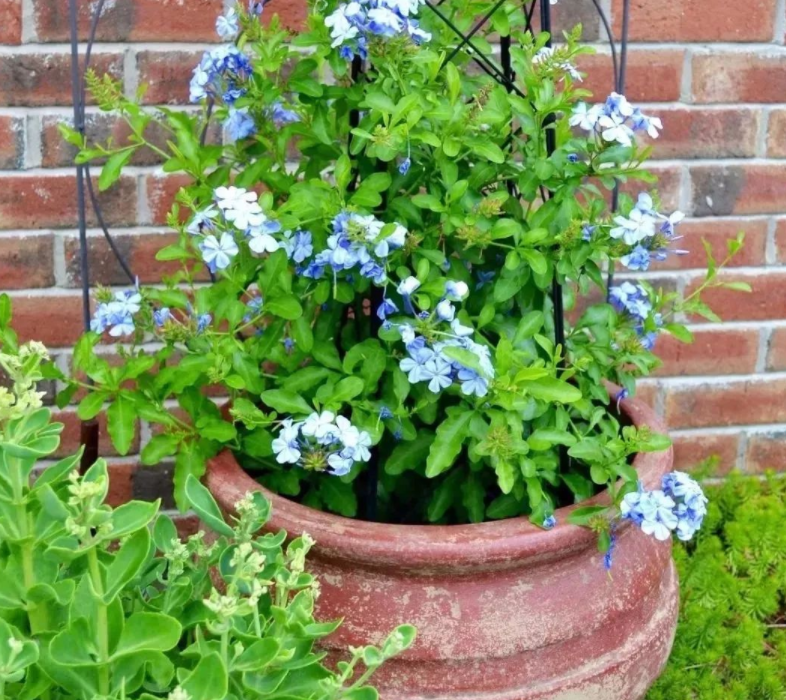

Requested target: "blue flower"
[
  {"left": 379, "top": 406, "right": 394, "bottom": 420},
  {"left": 609, "top": 282, "right": 651, "bottom": 321},
  {"left": 398, "top": 157, "right": 411, "bottom": 175},
  {"left": 91, "top": 288, "right": 141, "bottom": 337},
  {"left": 154, "top": 307, "right": 171, "bottom": 327},
  {"left": 269, "top": 101, "right": 300, "bottom": 127},
  {"left": 377, "top": 297, "right": 399, "bottom": 321},
  {"left": 196, "top": 313, "right": 212, "bottom": 333},
  {"left": 282, "top": 337, "right": 296, "bottom": 354},
  {"left": 662, "top": 471, "right": 708, "bottom": 541},
  {"left": 567, "top": 153, "right": 579, "bottom": 163},
  {"left": 445, "top": 280, "right": 469, "bottom": 301},
  {"left": 187, "top": 207, "right": 218, "bottom": 236},
  {"left": 399, "top": 346, "right": 434, "bottom": 383},
  {"left": 199, "top": 232, "right": 239, "bottom": 273},
  {"left": 224, "top": 107, "right": 256, "bottom": 142},
  {"left": 621, "top": 244, "right": 651, "bottom": 271},
  {"left": 603, "top": 529, "right": 617, "bottom": 571},
  {"left": 458, "top": 368, "right": 489, "bottom": 398},
  {"left": 216, "top": 8, "right": 239, "bottom": 38},
  {"left": 282, "top": 230, "right": 313, "bottom": 264},
  {"left": 476, "top": 270, "right": 495, "bottom": 290},
  {"left": 435, "top": 299, "right": 455, "bottom": 322},
  {"left": 542, "top": 515, "right": 557, "bottom": 530},
  {"left": 581, "top": 225, "right": 596, "bottom": 242},
  {"left": 189, "top": 45, "right": 252, "bottom": 105},
  {"left": 244, "top": 296, "right": 264, "bottom": 321},
  {"left": 421, "top": 356, "right": 453, "bottom": 393},
  {"left": 621, "top": 488, "right": 678, "bottom": 541},
  {"left": 248, "top": 0, "right": 265, "bottom": 16}
]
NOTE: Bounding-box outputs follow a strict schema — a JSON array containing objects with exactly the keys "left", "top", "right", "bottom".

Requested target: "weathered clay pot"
[{"left": 206, "top": 395, "right": 678, "bottom": 700}]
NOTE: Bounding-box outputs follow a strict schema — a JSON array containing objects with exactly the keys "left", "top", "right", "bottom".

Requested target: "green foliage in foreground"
[{"left": 648, "top": 471, "right": 786, "bottom": 700}]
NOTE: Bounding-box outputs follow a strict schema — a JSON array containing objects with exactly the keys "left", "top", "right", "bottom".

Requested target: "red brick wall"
[{"left": 1, "top": 0, "right": 784, "bottom": 496}]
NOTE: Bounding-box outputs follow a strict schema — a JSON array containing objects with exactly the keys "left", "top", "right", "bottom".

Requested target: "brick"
[
  {"left": 144, "top": 173, "right": 194, "bottom": 225},
  {"left": 41, "top": 113, "right": 168, "bottom": 168},
  {"left": 775, "top": 218, "right": 786, "bottom": 263},
  {"left": 0, "top": 53, "right": 123, "bottom": 107},
  {"left": 63, "top": 230, "right": 207, "bottom": 287},
  {"left": 685, "top": 271, "right": 786, "bottom": 323},
  {"left": 9, "top": 294, "right": 86, "bottom": 346},
  {"left": 264, "top": 0, "right": 309, "bottom": 32},
  {"left": 134, "top": 464, "right": 175, "bottom": 508},
  {"left": 530, "top": 0, "right": 601, "bottom": 41},
  {"left": 746, "top": 432, "right": 786, "bottom": 474},
  {"left": 0, "top": 115, "right": 24, "bottom": 169},
  {"left": 137, "top": 50, "right": 202, "bottom": 105},
  {"left": 654, "top": 328, "right": 759, "bottom": 377},
  {"left": 766, "top": 109, "right": 786, "bottom": 158},
  {"left": 672, "top": 432, "right": 739, "bottom": 475},
  {"left": 650, "top": 218, "right": 767, "bottom": 271},
  {"left": 578, "top": 50, "right": 684, "bottom": 103},
  {"left": 32, "top": 0, "right": 223, "bottom": 43},
  {"left": 647, "top": 108, "right": 760, "bottom": 160},
  {"left": 0, "top": 0, "right": 22, "bottom": 44},
  {"left": 766, "top": 327, "right": 786, "bottom": 371},
  {"left": 0, "top": 174, "right": 137, "bottom": 230},
  {"left": 664, "top": 377, "right": 786, "bottom": 429},
  {"left": 611, "top": 0, "right": 778, "bottom": 42},
  {"left": 633, "top": 382, "right": 658, "bottom": 408},
  {"left": 54, "top": 409, "right": 140, "bottom": 458},
  {"left": 692, "top": 52, "right": 786, "bottom": 104},
  {"left": 106, "top": 462, "right": 137, "bottom": 507},
  {"left": 620, "top": 164, "right": 683, "bottom": 213},
  {"left": 0, "top": 234, "right": 54, "bottom": 289},
  {"left": 690, "top": 164, "right": 786, "bottom": 216}
]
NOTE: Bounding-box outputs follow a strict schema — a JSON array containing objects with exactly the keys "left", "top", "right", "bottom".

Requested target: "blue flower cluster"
[
  {"left": 188, "top": 187, "right": 285, "bottom": 273},
  {"left": 390, "top": 278, "right": 495, "bottom": 398},
  {"left": 91, "top": 288, "right": 141, "bottom": 337},
  {"left": 300, "top": 212, "right": 407, "bottom": 284},
  {"left": 271, "top": 411, "right": 372, "bottom": 476},
  {"left": 324, "top": 0, "right": 431, "bottom": 61},
  {"left": 223, "top": 101, "right": 300, "bottom": 143},
  {"left": 189, "top": 45, "right": 252, "bottom": 104},
  {"left": 621, "top": 471, "right": 707, "bottom": 542},
  {"left": 608, "top": 281, "right": 661, "bottom": 350},
  {"left": 614, "top": 193, "right": 687, "bottom": 271},
  {"left": 570, "top": 92, "right": 662, "bottom": 147}
]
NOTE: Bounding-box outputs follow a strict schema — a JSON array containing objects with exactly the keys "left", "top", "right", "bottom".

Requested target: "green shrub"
[{"left": 648, "top": 471, "right": 786, "bottom": 700}]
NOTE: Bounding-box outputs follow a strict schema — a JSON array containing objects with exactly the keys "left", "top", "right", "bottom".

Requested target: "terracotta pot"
[{"left": 206, "top": 395, "right": 678, "bottom": 700}]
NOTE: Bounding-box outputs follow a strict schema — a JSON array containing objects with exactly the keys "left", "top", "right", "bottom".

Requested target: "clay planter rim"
[{"left": 207, "top": 393, "right": 671, "bottom": 573}]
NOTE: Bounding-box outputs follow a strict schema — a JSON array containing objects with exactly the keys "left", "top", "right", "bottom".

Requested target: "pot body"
[{"left": 206, "top": 395, "right": 678, "bottom": 700}]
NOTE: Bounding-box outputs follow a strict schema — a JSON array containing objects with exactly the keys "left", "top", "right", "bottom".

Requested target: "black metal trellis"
[{"left": 67, "top": 0, "right": 631, "bottom": 514}]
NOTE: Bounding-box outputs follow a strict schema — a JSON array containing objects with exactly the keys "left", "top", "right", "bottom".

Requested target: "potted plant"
[
  {"left": 0, "top": 297, "right": 412, "bottom": 700},
  {"left": 59, "top": 0, "right": 744, "bottom": 697}
]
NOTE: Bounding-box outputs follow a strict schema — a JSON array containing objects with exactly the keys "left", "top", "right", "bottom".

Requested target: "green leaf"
[
  {"left": 111, "top": 612, "right": 182, "bottom": 660},
  {"left": 107, "top": 393, "right": 136, "bottom": 456},
  {"left": 260, "top": 389, "right": 312, "bottom": 415},
  {"left": 98, "top": 149, "right": 133, "bottom": 191},
  {"left": 425, "top": 409, "right": 474, "bottom": 478},
  {"left": 103, "top": 527, "right": 151, "bottom": 603},
  {"left": 384, "top": 433, "right": 435, "bottom": 475},
  {"left": 470, "top": 139, "right": 505, "bottom": 164},
  {"left": 567, "top": 505, "right": 608, "bottom": 526},
  {"left": 525, "top": 378, "right": 582, "bottom": 403},
  {"left": 265, "top": 295, "right": 303, "bottom": 320},
  {"left": 184, "top": 474, "right": 234, "bottom": 537},
  {"left": 108, "top": 500, "right": 159, "bottom": 540},
  {"left": 329, "top": 376, "right": 365, "bottom": 403},
  {"left": 440, "top": 345, "right": 490, "bottom": 378},
  {"left": 319, "top": 478, "right": 358, "bottom": 517},
  {"left": 233, "top": 638, "right": 280, "bottom": 672},
  {"left": 664, "top": 323, "right": 693, "bottom": 343},
  {"left": 182, "top": 652, "right": 228, "bottom": 700},
  {"left": 140, "top": 433, "right": 181, "bottom": 465}
]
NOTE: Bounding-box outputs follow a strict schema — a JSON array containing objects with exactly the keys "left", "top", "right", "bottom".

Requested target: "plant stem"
[{"left": 88, "top": 547, "right": 111, "bottom": 697}]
